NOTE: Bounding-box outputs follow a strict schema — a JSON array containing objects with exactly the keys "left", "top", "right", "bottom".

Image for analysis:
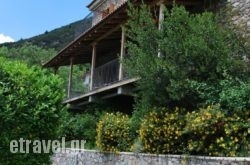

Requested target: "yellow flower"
[{"left": 220, "top": 143, "right": 226, "bottom": 148}]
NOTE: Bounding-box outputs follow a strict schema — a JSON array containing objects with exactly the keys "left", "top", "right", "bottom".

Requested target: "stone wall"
[
  {"left": 227, "top": 0, "right": 250, "bottom": 35},
  {"left": 228, "top": 0, "right": 250, "bottom": 26},
  {"left": 91, "top": 0, "right": 127, "bottom": 26},
  {"left": 52, "top": 149, "right": 250, "bottom": 165},
  {"left": 224, "top": 0, "right": 250, "bottom": 55}
]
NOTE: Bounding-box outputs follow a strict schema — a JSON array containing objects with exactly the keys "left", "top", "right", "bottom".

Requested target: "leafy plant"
[
  {"left": 124, "top": 4, "right": 249, "bottom": 109},
  {"left": 96, "top": 112, "right": 133, "bottom": 152},
  {"left": 61, "top": 105, "right": 107, "bottom": 149},
  {"left": 138, "top": 107, "right": 186, "bottom": 154},
  {"left": 184, "top": 105, "right": 249, "bottom": 156},
  {"left": 0, "top": 57, "right": 65, "bottom": 164}
]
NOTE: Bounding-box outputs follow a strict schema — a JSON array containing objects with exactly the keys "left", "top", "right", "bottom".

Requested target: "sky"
[{"left": 0, "top": 0, "right": 91, "bottom": 44}]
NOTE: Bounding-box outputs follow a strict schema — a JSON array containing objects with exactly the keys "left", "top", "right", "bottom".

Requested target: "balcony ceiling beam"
[{"left": 90, "top": 23, "right": 123, "bottom": 45}]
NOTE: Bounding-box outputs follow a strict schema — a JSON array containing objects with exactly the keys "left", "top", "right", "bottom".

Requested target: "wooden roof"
[
  {"left": 43, "top": 2, "right": 128, "bottom": 68},
  {"left": 43, "top": 0, "right": 203, "bottom": 68}
]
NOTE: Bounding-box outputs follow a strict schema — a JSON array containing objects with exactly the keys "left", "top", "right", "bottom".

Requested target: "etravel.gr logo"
[{"left": 10, "top": 137, "right": 86, "bottom": 153}]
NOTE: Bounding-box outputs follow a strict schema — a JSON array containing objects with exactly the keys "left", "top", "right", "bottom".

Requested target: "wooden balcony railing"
[
  {"left": 93, "top": 58, "right": 119, "bottom": 89},
  {"left": 67, "top": 58, "right": 130, "bottom": 99}
]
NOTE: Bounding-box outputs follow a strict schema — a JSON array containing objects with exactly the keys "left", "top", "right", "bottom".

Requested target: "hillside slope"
[{"left": 1, "top": 16, "right": 92, "bottom": 51}]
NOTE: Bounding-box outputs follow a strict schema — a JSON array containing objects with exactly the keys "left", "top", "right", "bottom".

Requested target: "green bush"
[
  {"left": 0, "top": 57, "right": 65, "bottom": 164},
  {"left": 69, "top": 114, "right": 97, "bottom": 148},
  {"left": 130, "top": 101, "right": 152, "bottom": 140},
  {"left": 190, "top": 76, "right": 250, "bottom": 112},
  {"left": 61, "top": 107, "right": 106, "bottom": 149},
  {"left": 96, "top": 112, "right": 133, "bottom": 152},
  {"left": 139, "top": 107, "right": 186, "bottom": 154},
  {"left": 185, "top": 105, "right": 249, "bottom": 156},
  {"left": 219, "top": 78, "right": 250, "bottom": 111}
]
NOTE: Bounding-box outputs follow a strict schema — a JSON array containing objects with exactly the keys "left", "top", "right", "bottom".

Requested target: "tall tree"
[{"left": 124, "top": 3, "right": 249, "bottom": 109}]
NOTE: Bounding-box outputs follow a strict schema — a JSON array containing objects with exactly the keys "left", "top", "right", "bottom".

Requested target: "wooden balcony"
[{"left": 65, "top": 58, "right": 136, "bottom": 108}]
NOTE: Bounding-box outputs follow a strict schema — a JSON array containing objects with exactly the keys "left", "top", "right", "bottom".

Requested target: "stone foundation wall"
[
  {"left": 91, "top": 0, "right": 127, "bottom": 26},
  {"left": 224, "top": 0, "right": 250, "bottom": 54},
  {"left": 228, "top": 0, "right": 250, "bottom": 27},
  {"left": 52, "top": 149, "right": 250, "bottom": 165}
]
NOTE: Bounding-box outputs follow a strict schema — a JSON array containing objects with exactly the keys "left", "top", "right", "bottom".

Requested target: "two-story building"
[{"left": 43, "top": 0, "right": 216, "bottom": 110}]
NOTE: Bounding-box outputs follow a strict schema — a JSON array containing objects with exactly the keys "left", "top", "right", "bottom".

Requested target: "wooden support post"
[
  {"left": 90, "top": 43, "right": 97, "bottom": 91},
  {"left": 158, "top": 3, "right": 165, "bottom": 57},
  {"left": 119, "top": 26, "right": 125, "bottom": 81},
  {"left": 158, "top": 3, "right": 165, "bottom": 30},
  {"left": 118, "top": 86, "right": 132, "bottom": 95},
  {"left": 88, "top": 95, "right": 100, "bottom": 103},
  {"left": 67, "top": 57, "right": 74, "bottom": 98},
  {"left": 53, "top": 67, "right": 58, "bottom": 74}
]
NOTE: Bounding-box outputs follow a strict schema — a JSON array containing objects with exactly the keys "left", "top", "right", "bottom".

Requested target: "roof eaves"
[{"left": 43, "top": 1, "right": 128, "bottom": 68}]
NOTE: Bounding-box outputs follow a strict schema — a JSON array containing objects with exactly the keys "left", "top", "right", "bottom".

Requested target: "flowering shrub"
[
  {"left": 221, "top": 110, "right": 250, "bottom": 157},
  {"left": 139, "top": 107, "right": 186, "bottom": 154},
  {"left": 185, "top": 105, "right": 249, "bottom": 156},
  {"left": 96, "top": 112, "right": 133, "bottom": 152}
]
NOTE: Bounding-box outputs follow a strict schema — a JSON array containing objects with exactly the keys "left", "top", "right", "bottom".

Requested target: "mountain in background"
[{"left": 1, "top": 14, "right": 92, "bottom": 51}]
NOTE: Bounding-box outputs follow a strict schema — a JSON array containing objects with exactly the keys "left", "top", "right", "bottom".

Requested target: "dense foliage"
[
  {"left": 125, "top": 4, "right": 249, "bottom": 109},
  {"left": 139, "top": 107, "right": 186, "bottom": 154},
  {"left": 61, "top": 105, "right": 108, "bottom": 149},
  {"left": 120, "top": 3, "right": 250, "bottom": 156},
  {"left": 136, "top": 105, "right": 249, "bottom": 156},
  {"left": 0, "top": 10, "right": 93, "bottom": 164},
  {"left": 96, "top": 112, "right": 133, "bottom": 152},
  {"left": 0, "top": 57, "right": 65, "bottom": 164},
  {"left": 0, "top": 43, "right": 56, "bottom": 66},
  {"left": 185, "top": 105, "right": 249, "bottom": 156}
]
